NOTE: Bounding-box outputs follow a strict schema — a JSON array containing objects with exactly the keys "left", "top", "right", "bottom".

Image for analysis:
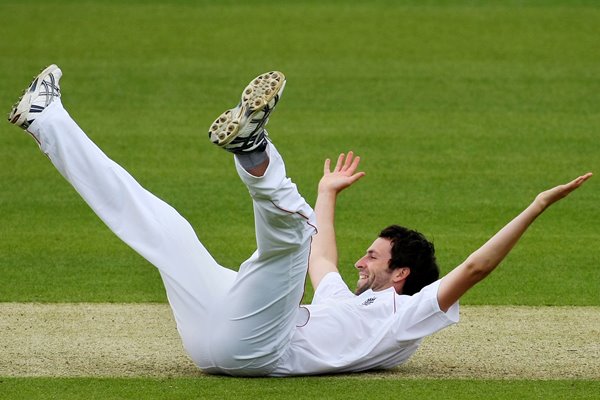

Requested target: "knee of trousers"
[{"left": 255, "top": 214, "right": 315, "bottom": 256}]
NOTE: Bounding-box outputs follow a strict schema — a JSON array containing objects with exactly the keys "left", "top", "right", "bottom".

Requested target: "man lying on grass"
[{"left": 8, "top": 65, "right": 592, "bottom": 376}]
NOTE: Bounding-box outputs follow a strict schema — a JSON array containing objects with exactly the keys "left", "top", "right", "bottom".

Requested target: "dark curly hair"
[{"left": 379, "top": 225, "right": 440, "bottom": 295}]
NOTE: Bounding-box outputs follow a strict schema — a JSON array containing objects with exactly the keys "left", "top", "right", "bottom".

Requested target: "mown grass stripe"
[{"left": 0, "top": 377, "right": 599, "bottom": 400}]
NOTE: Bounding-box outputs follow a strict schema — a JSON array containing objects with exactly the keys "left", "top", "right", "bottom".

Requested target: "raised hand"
[
  {"left": 535, "top": 173, "right": 593, "bottom": 210},
  {"left": 310, "top": 151, "right": 366, "bottom": 289},
  {"left": 318, "top": 151, "right": 366, "bottom": 194}
]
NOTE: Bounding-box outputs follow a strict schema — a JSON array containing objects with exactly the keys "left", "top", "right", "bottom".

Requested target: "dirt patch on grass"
[{"left": 1, "top": 303, "right": 598, "bottom": 379}]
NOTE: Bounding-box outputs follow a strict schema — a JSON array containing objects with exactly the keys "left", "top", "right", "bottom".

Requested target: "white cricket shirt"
[{"left": 271, "top": 272, "right": 459, "bottom": 376}]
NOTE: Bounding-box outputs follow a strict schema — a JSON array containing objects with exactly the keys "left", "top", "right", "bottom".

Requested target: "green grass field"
[
  {"left": 1, "top": 377, "right": 599, "bottom": 400},
  {"left": 1, "top": 0, "right": 599, "bottom": 398}
]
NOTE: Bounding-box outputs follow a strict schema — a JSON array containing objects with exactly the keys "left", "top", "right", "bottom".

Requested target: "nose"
[{"left": 355, "top": 255, "right": 366, "bottom": 270}]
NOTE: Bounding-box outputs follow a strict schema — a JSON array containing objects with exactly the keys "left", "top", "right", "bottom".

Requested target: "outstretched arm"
[
  {"left": 308, "top": 152, "right": 365, "bottom": 290},
  {"left": 438, "top": 173, "right": 592, "bottom": 312}
]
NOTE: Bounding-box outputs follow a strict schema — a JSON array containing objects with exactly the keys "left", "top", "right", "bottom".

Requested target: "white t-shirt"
[{"left": 271, "top": 272, "right": 459, "bottom": 376}]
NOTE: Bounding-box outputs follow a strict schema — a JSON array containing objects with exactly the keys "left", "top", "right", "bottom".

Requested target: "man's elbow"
[{"left": 463, "top": 256, "right": 495, "bottom": 283}]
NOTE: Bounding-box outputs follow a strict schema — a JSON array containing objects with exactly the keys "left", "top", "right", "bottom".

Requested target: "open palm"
[
  {"left": 318, "top": 151, "right": 366, "bottom": 194},
  {"left": 535, "top": 173, "right": 593, "bottom": 209}
]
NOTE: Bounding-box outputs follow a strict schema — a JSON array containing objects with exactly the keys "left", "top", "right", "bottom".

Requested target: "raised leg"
[
  {"left": 204, "top": 143, "right": 315, "bottom": 375},
  {"left": 25, "top": 99, "right": 235, "bottom": 365},
  {"left": 202, "top": 70, "right": 317, "bottom": 375}
]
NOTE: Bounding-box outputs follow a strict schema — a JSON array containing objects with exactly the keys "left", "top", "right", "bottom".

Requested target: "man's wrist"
[
  {"left": 529, "top": 197, "right": 547, "bottom": 215},
  {"left": 317, "top": 187, "right": 339, "bottom": 197}
]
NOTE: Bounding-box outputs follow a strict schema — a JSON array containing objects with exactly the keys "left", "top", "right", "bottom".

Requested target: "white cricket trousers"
[{"left": 28, "top": 101, "right": 316, "bottom": 376}]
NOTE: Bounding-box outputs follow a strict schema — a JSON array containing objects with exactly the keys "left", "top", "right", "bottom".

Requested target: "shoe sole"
[
  {"left": 8, "top": 64, "right": 60, "bottom": 126},
  {"left": 209, "top": 71, "right": 285, "bottom": 147}
]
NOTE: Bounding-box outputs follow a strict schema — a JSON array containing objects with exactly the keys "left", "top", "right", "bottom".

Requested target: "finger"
[
  {"left": 334, "top": 153, "right": 345, "bottom": 172},
  {"left": 342, "top": 151, "right": 354, "bottom": 171},
  {"left": 578, "top": 172, "right": 593, "bottom": 184},
  {"left": 555, "top": 173, "right": 593, "bottom": 199},
  {"left": 349, "top": 171, "right": 366, "bottom": 184},
  {"left": 349, "top": 155, "right": 362, "bottom": 173},
  {"left": 569, "top": 172, "right": 593, "bottom": 189},
  {"left": 323, "top": 158, "right": 331, "bottom": 174}
]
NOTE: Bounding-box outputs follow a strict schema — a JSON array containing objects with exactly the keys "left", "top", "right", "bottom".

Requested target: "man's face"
[{"left": 354, "top": 237, "right": 394, "bottom": 295}]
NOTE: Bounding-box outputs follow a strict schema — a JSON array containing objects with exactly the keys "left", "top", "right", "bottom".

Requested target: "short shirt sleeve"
[
  {"left": 392, "top": 279, "right": 459, "bottom": 341},
  {"left": 311, "top": 272, "right": 355, "bottom": 304}
]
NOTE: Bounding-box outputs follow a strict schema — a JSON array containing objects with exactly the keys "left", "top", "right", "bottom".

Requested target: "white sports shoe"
[
  {"left": 209, "top": 71, "right": 285, "bottom": 154},
  {"left": 8, "top": 64, "right": 62, "bottom": 131}
]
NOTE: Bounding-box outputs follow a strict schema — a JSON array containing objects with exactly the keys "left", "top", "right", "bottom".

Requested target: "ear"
[{"left": 392, "top": 267, "right": 410, "bottom": 283}]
